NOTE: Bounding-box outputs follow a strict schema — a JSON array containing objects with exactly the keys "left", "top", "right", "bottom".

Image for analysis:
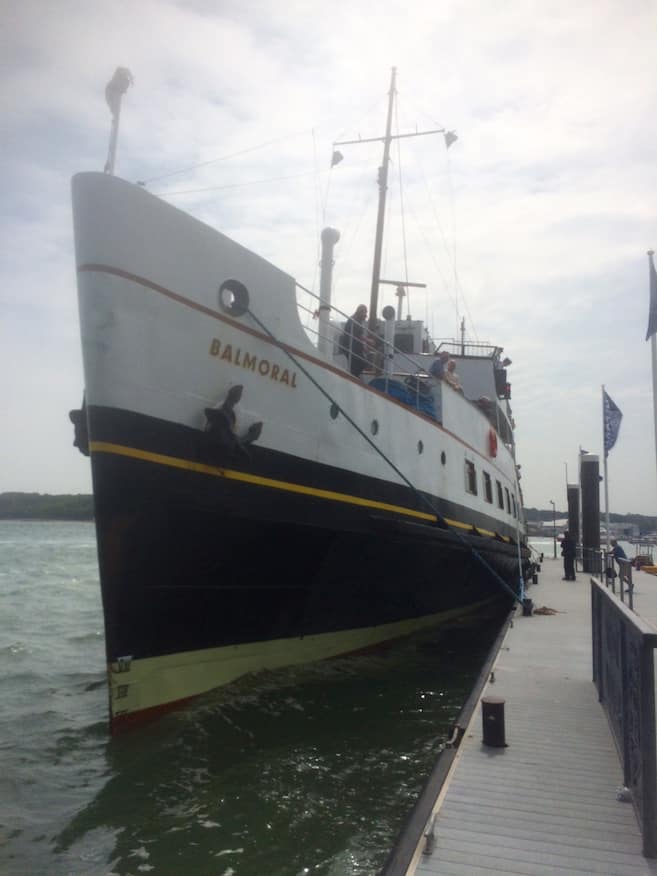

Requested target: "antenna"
[{"left": 379, "top": 279, "right": 427, "bottom": 321}]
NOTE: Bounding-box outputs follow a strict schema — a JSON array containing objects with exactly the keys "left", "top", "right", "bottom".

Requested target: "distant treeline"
[
  {"left": 1, "top": 493, "right": 654, "bottom": 532},
  {"left": 0, "top": 493, "right": 94, "bottom": 521},
  {"left": 524, "top": 506, "right": 657, "bottom": 533}
]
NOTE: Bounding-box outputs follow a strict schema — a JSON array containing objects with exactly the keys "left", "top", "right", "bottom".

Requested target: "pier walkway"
[{"left": 404, "top": 557, "right": 657, "bottom": 876}]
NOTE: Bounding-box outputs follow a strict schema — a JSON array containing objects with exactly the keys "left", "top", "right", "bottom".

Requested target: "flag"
[
  {"left": 646, "top": 250, "right": 657, "bottom": 341},
  {"left": 603, "top": 390, "right": 622, "bottom": 456}
]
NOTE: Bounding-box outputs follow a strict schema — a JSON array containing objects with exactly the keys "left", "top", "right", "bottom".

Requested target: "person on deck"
[
  {"left": 443, "top": 359, "right": 462, "bottom": 392},
  {"left": 429, "top": 350, "right": 450, "bottom": 381},
  {"left": 561, "top": 531, "right": 576, "bottom": 581},
  {"left": 339, "top": 305, "right": 368, "bottom": 377}
]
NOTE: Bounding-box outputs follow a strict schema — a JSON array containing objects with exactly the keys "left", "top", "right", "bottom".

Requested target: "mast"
[
  {"left": 368, "top": 66, "right": 397, "bottom": 331},
  {"left": 333, "top": 70, "right": 456, "bottom": 332}
]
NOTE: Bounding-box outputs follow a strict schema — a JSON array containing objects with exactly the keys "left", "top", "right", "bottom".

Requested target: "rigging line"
[
  {"left": 322, "top": 98, "right": 383, "bottom": 228},
  {"left": 137, "top": 130, "right": 312, "bottom": 186},
  {"left": 394, "top": 97, "right": 410, "bottom": 318},
  {"left": 331, "top": 188, "right": 378, "bottom": 292},
  {"left": 403, "top": 200, "right": 458, "bottom": 312},
  {"left": 246, "top": 305, "right": 524, "bottom": 605},
  {"left": 414, "top": 154, "right": 460, "bottom": 290},
  {"left": 154, "top": 170, "right": 320, "bottom": 196},
  {"left": 415, "top": 149, "right": 479, "bottom": 342},
  {"left": 245, "top": 305, "right": 443, "bottom": 521}
]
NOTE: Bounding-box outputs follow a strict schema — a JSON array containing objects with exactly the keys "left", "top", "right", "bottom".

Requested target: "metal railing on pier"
[
  {"left": 583, "top": 550, "right": 635, "bottom": 611},
  {"left": 591, "top": 578, "right": 657, "bottom": 857}
]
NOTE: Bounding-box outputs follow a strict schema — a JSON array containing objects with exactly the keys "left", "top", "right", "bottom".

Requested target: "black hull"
[
  {"left": 87, "top": 405, "right": 527, "bottom": 730},
  {"left": 89, "top": 406, "right": 526, "bottom": 658}
]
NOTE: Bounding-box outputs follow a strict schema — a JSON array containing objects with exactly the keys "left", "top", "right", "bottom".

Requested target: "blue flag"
[{"left": 603, "top": 390, "right": 622, "bottom": 456}]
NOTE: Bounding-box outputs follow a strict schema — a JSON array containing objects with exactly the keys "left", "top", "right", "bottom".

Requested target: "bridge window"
[
  {"left": 496, "top": 480, "right": 504, "bottom": 509},
  {"left": 483, "top": 471, "right": 493, "bottom": 504},
  {"left": 512, "top": 494, "right": 517, "bottom": 518},
  {"left": 505, "top": 487, "right": 511, "bottom": 514},
  {"left": 465, "top": 460, "right": 477, "bottom": 495}
]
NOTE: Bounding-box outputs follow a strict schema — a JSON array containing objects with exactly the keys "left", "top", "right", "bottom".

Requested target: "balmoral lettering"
[{"left": 208, "top": 337, "right": 297, "bottom": 389}]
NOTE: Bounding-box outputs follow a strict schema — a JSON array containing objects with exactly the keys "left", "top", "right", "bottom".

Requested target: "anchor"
[
  {"left": 204, "top": 385, "right": 263, "bottom": 462},
  {"left": 69, "top": 397, "right": 90, "bottom": 456}
]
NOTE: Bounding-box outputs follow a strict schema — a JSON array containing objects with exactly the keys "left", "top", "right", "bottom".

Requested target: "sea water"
[{"left": 0, "top": 520, "right": 505, "bottom": 876}]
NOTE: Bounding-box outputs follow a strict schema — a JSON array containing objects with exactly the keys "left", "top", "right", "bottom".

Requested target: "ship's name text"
[{"left": 209, "top": 338, "right": 297, "bottom": 388}]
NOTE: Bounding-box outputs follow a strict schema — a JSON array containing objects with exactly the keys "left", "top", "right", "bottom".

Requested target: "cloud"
[{"left": 2, "top": 0, "right": 656, "bottom": 514}]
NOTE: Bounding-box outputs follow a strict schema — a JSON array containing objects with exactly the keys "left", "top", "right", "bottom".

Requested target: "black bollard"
[
  {"left": 482, "top": 696, "right": 506, "bottom": 747},
  {"left": 522, "top": 597, "right": 533, "bottom": 616}
]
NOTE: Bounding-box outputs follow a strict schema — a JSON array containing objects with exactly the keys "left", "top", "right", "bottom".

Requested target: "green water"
[{"left": 0, "top": 520, "right": 504, "bottom": 876}]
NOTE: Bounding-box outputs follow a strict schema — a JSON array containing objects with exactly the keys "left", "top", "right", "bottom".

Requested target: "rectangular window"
[
  {"left": 505, "top": 487, "right": 511, "bottom": 514},
  {"left": 465, "top": 460, "right": 477, "bottom": 495},
  {"left": 512, "top": 494, "right": 517, "bottom": 518},
  {"left": 483, "top": 472, "right": 493, "bottom": 504},
  {"left": 496, "top": 480, "right": 504, "bottom": 509}
]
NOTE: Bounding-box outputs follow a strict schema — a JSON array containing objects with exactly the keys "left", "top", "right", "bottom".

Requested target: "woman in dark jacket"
[{"left": 340, "top": 304, "right": 368, "bottom": 377}]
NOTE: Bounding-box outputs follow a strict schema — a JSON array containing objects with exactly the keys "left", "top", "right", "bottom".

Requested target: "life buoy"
[{"left": 488, "top": 428, "right": 498, "bottom": 457}]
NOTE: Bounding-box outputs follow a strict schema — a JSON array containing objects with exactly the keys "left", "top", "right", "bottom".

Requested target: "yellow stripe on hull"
[
  {"left": 90, "top": 440, "right": 505, "bottom": 539},
  {"left": 108, "top": 599, "right": 495, "bottom": 722}
]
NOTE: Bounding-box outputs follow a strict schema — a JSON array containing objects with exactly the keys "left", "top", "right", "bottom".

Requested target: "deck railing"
[{"left": 591, "top": 578, "right": 657, "bottom": 857}]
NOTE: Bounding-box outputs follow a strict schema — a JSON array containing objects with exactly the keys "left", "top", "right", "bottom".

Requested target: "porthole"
[
  {"left": 218, "top": 279, "right": 249, "bottom": 317},
  {"left": 417, "top": 440, "right": 424, "bottom": 454},
  {"left": 330, "top": 403, "right": 339, "bottom": 420},
  {"left": 371, "top": 419, "right": 379, "bottom": 436},
  {"left": 441, "top": 451, "right": 446, "bottom": 465}
]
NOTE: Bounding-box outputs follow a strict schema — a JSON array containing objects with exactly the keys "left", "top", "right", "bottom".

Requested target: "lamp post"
[{"left": 550, "top": 500, "right": 556, "bottom": 559}]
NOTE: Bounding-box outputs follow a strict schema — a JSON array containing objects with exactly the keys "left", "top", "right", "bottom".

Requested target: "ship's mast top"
[
  {"left": 368, "top": 66, "right": 397, "bottom": 332},
  {"left": 334, "top": 69, "right": 456, "bottom": 332}
]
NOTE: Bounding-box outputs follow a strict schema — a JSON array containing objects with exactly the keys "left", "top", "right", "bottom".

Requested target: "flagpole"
[
  {"left": 649, "top": 251, "right": 657, "bottom": 500},
  {"left": 602, "top": 384, "right": 610, "bottom": 557},
  {"left": 652, "top": 331, "right": 657, "bottom": 494}
]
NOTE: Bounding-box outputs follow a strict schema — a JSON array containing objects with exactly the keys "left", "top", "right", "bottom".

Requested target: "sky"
[{"left": 2, "top": 0, "right": 657, "bottom": 515}]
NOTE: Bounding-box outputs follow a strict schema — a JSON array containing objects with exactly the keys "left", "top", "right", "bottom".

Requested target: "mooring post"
[{"left": 482, "top": 696, "right": 507, "bottom": 747}]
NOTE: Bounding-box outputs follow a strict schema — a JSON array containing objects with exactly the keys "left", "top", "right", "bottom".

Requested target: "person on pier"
[{"left": 561, "top": 531, "right": 576, "bottom": 581}]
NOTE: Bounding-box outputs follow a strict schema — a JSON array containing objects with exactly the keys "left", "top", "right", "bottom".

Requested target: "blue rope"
[{"left": 246, "top": 307, "right": 525, "bottom": 606}]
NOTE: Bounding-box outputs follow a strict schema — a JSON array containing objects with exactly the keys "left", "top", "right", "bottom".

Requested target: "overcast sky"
[{"left": 2, "top": 0, "right": 656, "bottom": 515}]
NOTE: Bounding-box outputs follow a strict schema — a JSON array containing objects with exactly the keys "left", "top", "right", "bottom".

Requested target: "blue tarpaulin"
[{"left": 369, "top": 377, "right": 437, "bottom": 420}]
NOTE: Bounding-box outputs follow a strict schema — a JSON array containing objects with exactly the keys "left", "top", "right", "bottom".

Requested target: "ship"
[{"left": 70, "top": 68, "right": 531, "bottom": 733}]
